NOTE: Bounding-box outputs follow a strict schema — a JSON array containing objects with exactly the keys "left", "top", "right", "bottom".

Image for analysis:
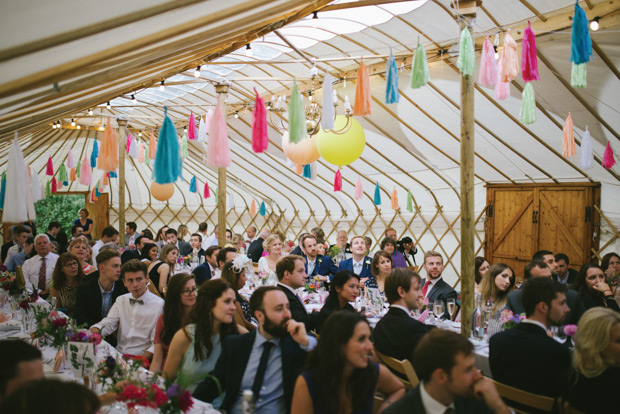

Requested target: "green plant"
[{"left": 34, "top": 194, "right": 84, "bottom": 235}]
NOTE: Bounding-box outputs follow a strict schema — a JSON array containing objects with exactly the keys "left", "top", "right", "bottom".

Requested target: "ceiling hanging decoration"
[
  {"left": 46, "top": 157, "right": 54, "bottom": 175},
  {"left": 206, "top": 96, "right": 231, "bottom": 168},
  {"left": 579, "top": 126, "right": 593, "bottom": 170},
  {"left": 90, "top": 139, "right": 99, "bottom": 168},
  {"left": 250, "top": 199, "right": 256, "bottom": 216},
  {"left": 259, "top": 201, "right": 266, "bottom": 216},
  {"left": 478, "top": 36, "right": 497, "bottom": 88},
  {"left": 495, "top": 51, "right": 510, "bottom": 100},
  {"left": 354, "top": 58, "right": 371, "bottom": 116},
  {"left": 189, "top": 176, "right": 197, "bottom": 193},
  {"left": 500, "top": 30, "right": 519, "bottom": 82},
  {"left": 519, "top": 82, "right": 536, "bottom": 124},
  {"left": 406, "top": 190, "right": 414, "bottom": 213},
  {"left": 333, "top": 169, "right": 342, "bottom": 192},
  {"left": 570, "top": 2, "right": 592, "bottom": 88},
  {"left": 188, "top": 111, "right": 197, "bottom": 141},
  {"left": 316, "top": 116, "right": 365, "bottom": 167},
  {"left": 282, "top": 132, "right": 320, "bottom": 165},
  {"left": 153, "top": 107, "right": 183, "bottom": 185},
  {"left": 385, "top": 48, "right": 399, "bottom": 104},
  {"left": 373, "top": 182, "right": 381, "bottom": 206},
  {"left": 456, "top": 26, "right": 475, "bottom": 76},
  {"left": 602, "top": 143, "right": 616, "bottom": 169},
  {"left": 354, "top": 175, "right": 363, "bottom": 200},
  {"left": 288, "top": 79, "right": 307, "bottom": 143},
  {"left": 3, "top": 133, "right": 36, "bottom": 223},
  {"left": 252, "top": 88, "right": 269, "bottom": 153},
  {"left": 411, "top": 36, "right": 430, "bottom": 88},
  {"left": 562, "top": 113, "right": 575, "bottom": 158},
  {"left": 79, "top": 155, "right": 91, "bottom": 186},
  {"left": 391, "top": 187, "right": 399, "bottom": 210},
  {"left": 97, "top": 120, "right": 119, "bottom": 172}
]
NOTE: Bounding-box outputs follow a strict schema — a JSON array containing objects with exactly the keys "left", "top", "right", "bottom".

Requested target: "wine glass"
[
  {"left": 433, "top": 300, "right": 445, "bottom": 321},
  {"left": 447, "top": 298, "right": 456, "bottom": 321}
]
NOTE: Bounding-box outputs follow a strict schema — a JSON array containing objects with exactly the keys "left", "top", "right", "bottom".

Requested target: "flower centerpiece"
[
  {"left": 31, "top": 308, "right": 71, "bottom": 348},
  {"left": 304, "top": 279, "right": 317, "bottom": 294},
  {"left": 177, "top": 255, "right": 192, "bottom": 267},
  {"left": 96, "top": 356, "right": 125, "bottom": 389},
  {"left": 0, "top": 271, "right": 25, "bottom": 297},
  {"left": 499, "top": 309, "right": 524, "bottom": 330},
  {"left": 67, "top": 329, "right": 102, "bottom": 378},
  {"left": 16, "top": 289, "right": 39, "bottom": 311},
  {"left": 114, "top": 376, "right": 194, "bottom": 413}
]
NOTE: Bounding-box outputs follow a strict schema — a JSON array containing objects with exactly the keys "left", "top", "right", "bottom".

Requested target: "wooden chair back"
[
  {"left": 15, "top": 265, "right": 25, "bottom": 288},
  {"left": 147, "top": 281, "right": 163, "bottom": 299},
  {"left": 556, "top": 397, "right": 584, "bottom": 414},
  {"left": 374, "top": 347, "right": 419, "bottom": 388},
  {"left": 492, "top": 380, "right": 555, "bottom": 413}
]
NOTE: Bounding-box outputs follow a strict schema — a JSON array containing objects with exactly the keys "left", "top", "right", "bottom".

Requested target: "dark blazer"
[
  {"left": 577, "top": 288, "right": 620, "bottom": 312},
  {"left": 1, "top": 240, "right": 15, "bottom": 263},
  {"left": 374, "top": 307, "right": 433, "bottom": 363},
  {"left": 338, "top": 257, "right": 373, "bottom": 280},
  {"left": 489, "top": 322, "right": 571, "bottom": 398},
  {"left": 177, "top": 241, "right": 192, "bottom": 256},
  {"left": 191, "top": 263, "right": 212, "bottom": 286},
  {"left": 290, "top": 245, "right": 305, "bottom": 257},
  {"left": 247, "top": 237, "right": 265, "bottom": 263},
  {"left": 305, "top": 255, "right": 338, "bottom": 280},
  {"left": 316, "top": 301, "right": 355, "bottom": 334},
  {"left": 422, "top": 278, "right": 457, "bottom": 319},
  {"left": 384, "top": 384, "right": 491, "bottom": 414},
  {"left": 506, "top": 288, "right": 585, "bottom": 325},
  {"left": 73, "top": 277, "right": 128, "bottom": 328},
  {"left": 555, "top": 268, "right": 578, "bottom": 286},
  {"left": 277, "top": 284, "right": 317, "bottom": 332},
  {"left": 193, "top": 330, "right": 308, "bottom": 412},
  {"left": 120, "top": 249, "right": 140, "bottom": 264},
  {"left": 565, "top": 366, "right": 620, "bottom": 414}
]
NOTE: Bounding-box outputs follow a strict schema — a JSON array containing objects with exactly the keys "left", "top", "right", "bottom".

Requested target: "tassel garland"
[
  {"left": 580, "top": 126, "right": 593, "bottom": 170},
  {"left": 138, "top": 141, "right": 145, "bottom": 163},
  {"left": 478, "top": 36, "right": 497, "bottom": 87},
  {"left": 259, "top": 201, "right": 266, "bottom": 216},
  {"left": 495, "top": 52, "right": 510, "bottom": 100},
  {"left": 334, "top": 169, "right": 342, "bottom": 192},
  {"left": 79, "top": 156, "right": 91, "bottom": 186},
  {"left": 207, "top": 97, "right": 232, "bottom": 168},
  {"left": 90, "top": 140, "right": 99, "bottom": 168},
  {"left": 321, "top": 74, "right": 335, "bottom": 130},
  {"left": 129, "top": 137, "right": 138, "bottom": 159},
  {"left": 252, "top": 88, "right": 269, "bottom": 153},
  {"left": 76, "top": 157, "right": 81, "bottom": 178},
  {"left": 51, "top": 178, "right": 57, "bottom": 193},
  {"left": 70, "top": 167, "right": 77, "bottom": 182},
  {"left": 391, "top": 187, "right": 398, "bottom": 210},
  {"left": 520, "top": 82, "right": 536, "bottom": 124},
  {"left": 149, "top": 132, "right": 157, "bottom": 160},
  {"left": 354, "top": 59, "right": 372, "bottom": 116},
  {"left": 385, "top": 48, "right": 399, "bottom": 104},
  {"left": 406, "top": 190, "right": 413, "bottom": 213},
  {"left": 571, "top": 63, "right": 587, "bottom": 88},
  {"left": 354, "top": 175, "right": 363, "bottom": 200},
  {"left": 411, "top": 37, "right": 430, "bottom": 88},
  {"left": 373, "top": 182, "right": 381, "bottom": 205},
  {"left": 67, "top": 150, "right": 75, "bottom": 168},
  {"left": 501, "top": 31, "right": 519, "bottom": 83},
  {"left": 181, "top": 134, "right": 188, "bottom": 158},
  {"left": 188, "top": 111, "right": 197, "bottom": 141},
  {"left": 562, "top": 113, "right": 575, "bottom": 158},
  {"left": 153, "top": 107, "right": 183, "bottom": 184},
  {"left": 303, "top": 164, "right": 312, "bottom": 179},
  {"left": 250, "top": 199, "right": 256, "bottom": 216},
  {"left": 521, "top": 21, "right": 540, "bottom": 82},
  {"left": 603, "top": 142, "right": 616, "bottom": 169},
  {"left": 0, "top": 172, "right": 5, "bottom": 209},
  {"left": 189, "top": 176, "right": 197, "bottom": 193},
  {"left": 197, "top": 113, "right": 207, "bottom": 143},
  {"left": 46, "top": 157, "right": 54, "bottom": 175},
  {"left": 126, "top": 133, "right": 133, "bottom": 153},
  {"left": 58, "top": 163, "right": 68, "bottom": 184},
  {"left": 97, "top": 121, "right": 119, "bottom": 171},
  {"left": 45, "top": 181, "right": 50, "bottom": 197},
  {"left": 296, "top": 164, "right": 303, "bottom": 175},
  {"left": 456, "top": 27, "right": 475, "bottom": 76},
  {"left": 288, "top": 80, "right": 307, "bottom": 143},
  {"left": 204, "top": 182, "right": 210, "bottom": 198},
  {"left": 571, "top": 3, "right": 593, "bottom": 65}
]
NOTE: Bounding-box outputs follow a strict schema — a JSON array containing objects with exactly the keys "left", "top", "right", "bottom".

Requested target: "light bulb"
[
  {"left": 494, "top": 46, "right": 499, "bottom": 60},
  {"left": 139, "top": 131, "right": 142, "bottom": 137},
  {"left": 245, "top": 44, "right": 253, "bottom": 57},
  {"left": 71, "top": 119, "right": 76, "bottom": 126},
  {"left": 88, "top": 108, "right": 93, "bottom": 115},
  {"left": 131, "top": 94, "right": 137, "bottom": 104},
  {"left": 77, "top": 125, "right": 81, "bottom": 129},
  {"left": 52, "top": 123, "right": 56, "bottom": 129},
  {"left": 234, "top": 111, "right": 239, "bottom": 118},
  {"left": 590, "top": 17, "right": 600, "bottom": 31},
  {"left": 160, "top": 81, "right": 165, "bottom": 91},
  {"left": 194, "top": 66, "right": 201, "bottom": 78},
  {"left": 308, "top": 91, "right": 313, "bottom": 101},
  {"left": 106, "top": 101, "right": 111, "bottom": 109}
]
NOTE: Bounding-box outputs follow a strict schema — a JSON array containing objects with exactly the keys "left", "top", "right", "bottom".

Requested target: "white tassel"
[
  {"left": 128, "top": 137, "right": 139, "bottom": 158},
  {"left": 228, "top": 193, "right": 236, "bottom": 208},
  {"left": 321, "top": 73, "right": 335, "bottom": 130},
  {"left": 31, "top": 168, "right": 42, "bottom": 203},
  {"left": 197, "top": 113, "right": 208, "bottom": 143},
  {"left": 580, "top": 126, "right": 593, "bottom": 170}
]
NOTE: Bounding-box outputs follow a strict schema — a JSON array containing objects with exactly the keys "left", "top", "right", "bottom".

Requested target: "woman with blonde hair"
[
  {"left": 68, "top": 238, "right": 95, "bottom": 274},
  {"left": 177, "top": 224, "right": 189, "bottom": 242},
  {"left": 567, "top": 307, "right": 620, "bottom": 413},
  {"left": 257, "top": 234, "right": 282, "bottom": 279},
  {"left": 147, "top": 244, "right": 179, "bottom": 296},
  {"left": 479, "top": 263, "right": 515, "bottom": 313}
]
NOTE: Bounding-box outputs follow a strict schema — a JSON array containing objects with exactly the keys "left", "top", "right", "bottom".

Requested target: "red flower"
[
  {"left": 51, "top": 317, "right": 68, "bottom": 328},
  {"left": 178, "top": 391, "right": 194, "bottom": 412},
  {"left": 150, "top": 384, "right": 168, "bottom": 407}
]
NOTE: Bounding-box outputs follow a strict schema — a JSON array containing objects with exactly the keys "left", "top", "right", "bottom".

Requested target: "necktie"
[
  {"left": 308, "top": 261, "right": 315, "bottom": 276},
  {"left": 129, "top": 298, "right": 144, "bottom": 305},
  {"left": 354, "top": 262, "right": 362, "bottom": 275},
  {"left": 252, "top": 341, "right": 274, "bottom": 400},
  {"left": 38, "top": 257, "right": 46, "bottom": 290},
  {"left": 421, "top": 280, "right": 431, "bottom": 297}
]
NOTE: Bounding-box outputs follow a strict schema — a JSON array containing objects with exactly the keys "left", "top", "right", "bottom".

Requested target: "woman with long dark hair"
[
  {"left": 163, "top": 279, "right": 245, "bottom": 393},
  {"left": 573, "top": 263, "right": 620, "bottom": 311},
  {"left": 316, "top": 270, "right": 360, "bottom": 333},
  {"left": 147, "top": 244, "right": 178, "bottom": 296},
  {"left": 220, "top": 255, "right": 256, "bottom": 331},
  {"left": 140, "top": 243, "right": 158, "bottom": 267},
  {"left": 50, "top": 253, "right": 85, "bottom": 316},
  {"left": 370, "top": 250, "right": 393, "bottom": 293},
  {"left": 292, "top": 311, "right": 404, "bottom": 413},
  {"left": 150, "top": 274, "right": 197, "bottom": 373},
  {"left": 601, "top": 252, "right": 620, "bottom": 293},
  {"left": 475, "top": 256, "right": 490, "bottom": 292}
]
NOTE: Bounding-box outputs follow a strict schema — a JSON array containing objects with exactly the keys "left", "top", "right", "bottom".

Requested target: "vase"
[{"left": 68, "top": 341, "right": 97, "bottom": 379}]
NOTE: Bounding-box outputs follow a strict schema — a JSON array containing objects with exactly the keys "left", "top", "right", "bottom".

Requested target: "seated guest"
[
  {"left": 73, "top": 250, "right": 127, "bottom": 329},
  {"left": 601, "top": 252, "right": 620, "bottom": 291},
  {"left": 2, "top": 225, "right": 29, "bottom": 264},
  {"left": 193, "top": 286, "right": 317, "bottom": 412},
  {"left": 247, "top": 227, "right": 270, "bottom": 263},
  {"left": 90, "top": 259, "right": 164, "bottom": 360},
  {"left": 338, "top": 235, "right": 373, "bottom": 285},
  {"left": 91, "top": 226, "right": 120, "bottom": 267},
  {"left": 189, "top": 233, "right": 206, "bottom": 260},
  {"left": 566, "top": 307, "right": 620, "bottom": 414},
  {"left": 221, "top": 256, "right": 256, "bottom": 331},
  {"left": 192, "top": 245, "right": 220, "bottom": 286},
  {"left": 290, "top": 233, "right": 309, "bottom": 257},
  {"left": 140, "top": 242, "right": 158, "bottom": 267},
  {"left": 301, "top": 234, "right": 337, "bottom": 282},
  {"left": 316, "top": 270, "right": 359, "bottom": 333},
  {"left": 214, "top": 247, "right": 237, "bottom": 279},
  {"left": 68, "top": 238, "right": 95, "bottom": 274},
  {"left": 155, "top": 225, "right": 169, "bottom": 249},
  {"left": 572, "top": 263, "right": 620, "bottom": 312},
  {"left": 370, "top": 250, "right": 393, "bottom": 293},
  {"left": 316, "top": 239, "right": 327, "bottom": 256},
  {"left": 374, "top": 268, "right": 433, "bottom": 364},
  {"left": 330, "top": 230, "right": 352, "bottom": 257},
  {"left": 50, "top": 253, "right": 84, "bottom": 316},
  {"left": 398, "top": 236, "right": 417, "bottom": 268},
  {"left": 7, "top": 236, "right": 34, "bottom": 272},
  {"left": 385, "top": 330, "right": 511, "bottom": 414},
  {"left": 555, "top": 253, "right": 578, "bottom": 287},
  {"left": 164, "top": 279, "right": 242, "bottom": 395},
  {"left": 276, "top": 254, "right": 317, "bottom": 332},
  {"left": 150, "top": 274, "right": 197, "bottom": 373},
  {"left": 506, "top": 260, "right": 585, "bottom": 325},
  {"left": 165, "top": 228, "right": 192, "bottom": 256},
  {"left": 22, "top": 234, "right": 58, "bottom": 296},
  {"left": 0, "top": 379, "right": 100, "bottom": 414},
  {"left": 381, "top": 237, "right": 407, "bottom": 269},
  {"left": 147, "top": 244, "right": 179, "bottom": 297},
  {"left": 0, "top": 340, "right": 44, "bottom": 401},
  {"left": 479, "top": 263, "right": 515, "bottom": 313},
  {"left": 490, "top": 277, "right": 571, "bottom": 398},
  {"left": 124, "top": 221, "right": 139, "bottom": 247},
  {"left": 257, "top": 234, "right": 283, "bottom": 279},
  {"left": 120, "top": 235, "right": 151, "bottom": 264},
  {"left": 292, "top": 311, "right": 405, "bottom": 413},
  {"left": 364, "top": 236, "right": 372, "bottom": 256},
  {"left": 421, "top": 251, "right": 457, "bottom": 319},
  {"left": 474, "top": 256, "right": 490, "bottom": 293}
]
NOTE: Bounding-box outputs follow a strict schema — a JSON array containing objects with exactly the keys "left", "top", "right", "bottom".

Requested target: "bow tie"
[{"left": 129, "top": 298, "right": 144, "bottom": 305}]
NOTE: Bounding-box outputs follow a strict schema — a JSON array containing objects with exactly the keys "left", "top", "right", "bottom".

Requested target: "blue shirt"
[
  {"left": 98, "top": 280, "right": 115, "bottom": 318},
  {"left": 7, "top": 251, "right": 26, "bottom": 272}
]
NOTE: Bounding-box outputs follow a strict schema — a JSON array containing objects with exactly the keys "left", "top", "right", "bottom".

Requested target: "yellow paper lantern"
[
  {"left": 282, "top": 131, "right": 321, "bottom": 165},
  {"left": 315, "top": 116, "right": 365, "bottom": 167},
  {"left": 150, "top": 182, "right": 175, "bottom": 201}
]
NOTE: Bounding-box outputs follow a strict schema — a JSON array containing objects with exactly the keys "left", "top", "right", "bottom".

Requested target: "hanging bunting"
[
  {"left": 126, "top": 133, "right": 133, "bottom": 153},
  {"left": 521, "top": 21, "right": 540, "bottom": 82},
  {"left": 188, "top": 111, "right": 197, "bottom": 140},
  {"left": 46, "top": 157, "right": 54, "bottom": 175},
  {"left": 602, "top": 142, "right": 616, "bottom": 169},
  {"left": 252, "top": 88, "right": 269, "bottom": 153},
  {"left": 302, "top": 164, "right": 312, "bottom": 179},
  {"left": 288, "top": 79, "right": 307, "bottom": 143},
  {"left": 145, "top": 145, "right": 150, "bottom": 166},
  {"left": 456, "top": 26, "right": 475, "bottom": 76},
  {"left": 501, "top": 30, "right": 519, "bottom": 83},
  {"left": 494, "top": 51, "right": 510, "bottom": 100},
  {"left": 0, "top": 172, "right": 5, "bottom": 209},
  {"left": 129, "top": 137, "right": 139, "bottom": 159},
  {"left": 76, "top": 157, "right": 82, "bottom": 178},
  {"left": 354, "top": 175, "right": 363, "bottom": 200},
  {"left": 229, "top": 193, "right": 236, "bottom": 208},
  {"left": 204, "top": 109, "right": 214, "bottom": 138},
  {"left": 259, "top": 201, "right": 266, "bottom": 216},
  {"left": 354, "top": 58, "right": 372, "bottom": 116},
  {"left": 373, "top": 182, "right": 381, "bottom": 205},
  {"left": 138, "top": 141, "right": 145, "bottom": 163},
  {"left": 310, "top": 162, "right": 318, "bottom": 181},
  {"left": 108, "top": 171, "right": 117, "bottom": 178},
  {"left": 98, "top": 120, "right": 119, "bottom": 171},
  {"left": 4, "top": 133, "right": 36, "bottom": 222},
  {"left": 45, "top": 180, "right": 51, "bottom": 197},
  {"left": 149, "top": 131, "right": 157, "bottom": 160},
  {"left": 95, "top": 183, "right": 101, "bottom": 197},
  {"left": 321, "top": 73, "right": 335, "bottom": 130},
  {"left": 203, "top": 182, "right": 210, "bottom": 198},
  {"left": 103, "top": 173, "right": 109, "bottom": 186},
  {"left": 406, "top": 190, "right": 413, "bottom": 213},
  {"left": 571, "top": 63, "right": 587, "bottom": 88},
  {"left": 250, "top": 199, "right": 256, "bottom": 216},
  {"left": 153, "top": 107, "right": 183, "bottom": 184},
  {"left": 181, "top": 134, "right": 188, "bottom": 158},
  {"left": 571, "top": 3, "right": 593, "bottom": 65},
  {"left": 51, "top": 177, "right": 57, "bottom": 193},
  {"left": 334, "top": 169, "right": 342, "bottom": 192},
  {"left": 189, "top": 176, "right": 197, "bottom": 193},
  {"left": 562, "top": 112, "right": 575, "bottom": 158},
  {"left": 385, "top": 48, "right": 399, "bottom": 104},
  {"left": 57, "top": 178, "right": 63, "bottom": 190},
  {"left": 90, "top": 187, "right": 98, "bottom": 203},
  {"left": 410, "top": 36, "right": 430, "bottom": 88},
  {"left": 70, "top": 167, "right": 77, "bottom": 182},
  {"left": 296, "top": 164, "right": 303, "bottom": 175},
  {"left": 580, "top": 126, "right": 593, "bottom": 170},
  {"left": 520, "top": 82, "right": 536, "bottom": 124},
  {"left": 90, "top": 140, "right": 99, "bottom": 168},
  {"left": 67, "top": 150, "right": 75, "bottom": 168},
  {"left": 197, "top": 113, "right": 208, "bottom": 143},
  {"left": 207, "top": 97, "right": 231, "bottom": 168},
  {"left": 79, "top": 155, "right": 92, "bottom": 186},
  {"left": 478, "top": 36, "right": 497, "bottom": 88},
  {"left": 58, "top": 163, "right": 68, "bottom": 184}
]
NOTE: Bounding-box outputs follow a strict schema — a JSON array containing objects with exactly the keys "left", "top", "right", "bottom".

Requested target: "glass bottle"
[
  {"left": 241, "top": 390, "right": 255, "bottom": 414},
  {"left": 471, "top": 293, "right": 485, "bottom": 339}
]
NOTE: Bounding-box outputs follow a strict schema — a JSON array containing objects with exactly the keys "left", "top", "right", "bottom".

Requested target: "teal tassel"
[
  {"left": 456, "top": 27, "right": 475, "bottom": 76},
  {"left": 385, "top": 48, "right": 399, "bottom": 104},
  {"left": 410, "top": 37, "right": 430, "bottom": 88},
  {"left": 260, "top": 201, "right": 266, "bottom": 216},
  {"left": 181, "top": 134, "right": 188, "bottom": 158},
  {"left": 302, "top": 164, "right": 312, "bottom": 178},
  {"left": 571, "top": 63, "right": 587, "bottom": 88},
  {"left": 108, "top": 171, "right": 117, "bottom": 178},
  {"left": 520, "top": 82, "right": 537, "bottom": 124},
  {"left": 374, "top": 182, "right": 381, "bottom": 205},
  {"left": 95, "top": 185, "right": 101, "bottom": 197},
  {"left": 406, "top": 190, "right": 413, "bottom": 213},
  {"left": 90, "top": 140, "right": 98, "bottom": 168},
  {"left": 153, "top": 107, "right": 183, "bottom": 184},
  {"left": 288, "top": 79, "right": 306, "bottom": 143},
  {"left": 0, "top": 172, "right": 6, "bottom": 209},
  {"left": 189, "top": 176, "right": 197, "bottom": 193},
  {"left": 571, "top": 3, "right": 592, "bottom": 64}
]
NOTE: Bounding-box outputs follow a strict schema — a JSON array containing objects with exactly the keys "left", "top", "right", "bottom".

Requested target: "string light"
[
  {"left": 88, "top": 108, "right": 94, "bottom": 116},
  {"left": 71, "top": 118, "right": 76, "bottom": 127},
  {"left": 52, "top": 123, "right": 56, "bottom": 129},
  {"left": 138, "top": 131, "right": 142, "bottom": 137},
  {"left": 106, "top": 101, "right": 111, "bottom": 109},
  {"left": 131, "top": 94, "right": 137, "bottom": 104},
  {"left": 234, "top": 110, "right": 239, "bottom": 118},
  {"left": 590, "top": 17, "right": 600, "bottom": 31},
  {"left": 245, "top": 44, "right": 253, "bottom": 57},
  {"left": 308, "top": 90, "right": 313, "bottom": 101},
  {"left": 76, "top": 125, "right": 81, "bottom": 129},
  {"left": 160, "top": 81, "right": 165, "bottom": 91},
  {"left": 194, "top": 65, "right": 201, "bottom": 78}
]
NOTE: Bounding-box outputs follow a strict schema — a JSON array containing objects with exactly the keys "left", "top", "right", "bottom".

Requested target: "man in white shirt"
[
  {"left": 90, "top": 259, "right": 164, "bottom": 359},
  {"left": 22, "top": 234, "right": 58, "bottom": 296},
  {"left": 3, "top": 226, "right": 29, "bottom": 266},
  {"left": 198, "top": 222, "right": 210, "bottom": 250},
  {"left": 92, "top": 226, "right": 120, "bottom": 268},
  {"left": 202, "top": 224, "right": 219, "bottom": 248}
]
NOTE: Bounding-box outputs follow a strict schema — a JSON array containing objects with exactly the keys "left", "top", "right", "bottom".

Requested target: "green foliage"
[{"left": 35, "top": 194, "right": 84, "bottom": 233}]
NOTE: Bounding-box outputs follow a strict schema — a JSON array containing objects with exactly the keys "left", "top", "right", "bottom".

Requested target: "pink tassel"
[
  {"left": 603, "top": 142, "right": 616, "bottom": 169},
  {"left": 478, "top": 36, "right": 497, "bottom": 87},
  {"left": 79, "top": 156, "right": 92, "bottom": 186},
  {"left": 334, "top": 169, "right": 342, "bottom": 192},
  {"left": 138, "top": 141, "right": 145, "bottom": 163},
  {"left": 521, "top": 21, "right": 540, "bottom": 82},
  {"left": 188, "top": 111, "right": 197, "bottom": 140},
  {"left": 562, "top": 113, "right": 575, "bottom": 158},
  {"left": 252, "top": 88, "right": 269, "bottom": 153},
  {"left": 46, "top": 157, "right": 54, "bottom": 175},
  {"left": 126, "top": 133, "right": 133, "bottom": 153},
  {"left": 207, "top": 97, "right": 231, "bottom": 168},
  {"left": 354, "top": 175, "right": 363, "bottom": 200},
  {"left": 501, "top": 30, "right": 519, "bottom": 83},
  {"left": 57, "top": 179, "right": 63, "bottom": 190},
  {"left": 205, "top": 108, "right": 213, "bottom": 132},
  {"left": 51, "top": 178, "right": 57, "bottom": 193},
  {"left": 495, "top": 51, "right": 510, "bottom": 100},
  {"left": 67, "top": 150, "right": 75, "bottom": 168},
  {"left": 204, "top": 182, "right": 210, "bottom": 198}
]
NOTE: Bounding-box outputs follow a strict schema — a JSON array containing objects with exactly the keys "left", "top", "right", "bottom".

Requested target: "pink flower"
[
  {"left": 500, "top": 309, "right": 514, "bottom": 324},
  {"left": 563, "top": 324, "right": 578, "bottom": 337},
  {"left": 89, "top": 332, "right": 102, "bottom": 346}
]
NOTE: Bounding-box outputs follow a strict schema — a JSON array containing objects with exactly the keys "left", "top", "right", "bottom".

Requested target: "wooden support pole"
[
  {"left": 459, "top": 18, "right": 476, "bottom": 338},
  {"left": 117, "top": 118, "right": 127, "bottom": 247},
  {"left": 214, "top": 83, "right": 229, "bottom": 247}
]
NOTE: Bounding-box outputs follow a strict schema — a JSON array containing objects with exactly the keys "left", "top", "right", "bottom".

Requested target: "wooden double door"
[{"left": 485, "top": 183, "right": 600, "bottom": 280}]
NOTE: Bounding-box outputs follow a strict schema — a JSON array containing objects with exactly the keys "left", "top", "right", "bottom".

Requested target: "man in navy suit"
[
  {"left": 301, "top": 234, "right": 337, "bottom": 282},
  {"left": 191, "top": 245, "right": 220, "bottom": 286},
  {"left": 421, "top": 251, "right": 457, "bottom": 319},
  {"left": 193, "top": 286, "right": 316, "bottom": 412},
  {"left": 165, "top": 228, "right": 192, "bottom": 256},
  {"left": 338, "top": 235, "right": 372, "bottom": 284}
]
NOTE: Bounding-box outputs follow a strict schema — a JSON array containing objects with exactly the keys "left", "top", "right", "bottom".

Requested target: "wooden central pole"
[
  {"left": 117, "top": 118, "right": 127, "bottom": 246},
  {"left": 214, "top": 84, "right": 229, "bottom": 247}
]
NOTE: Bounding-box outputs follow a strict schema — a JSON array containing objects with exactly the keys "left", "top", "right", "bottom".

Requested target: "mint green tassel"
[
  {"left": 406, "top": 190, "right": 413, "bottom": 213},
  {"left": 456, "top": 27, "right": 475, "bottom": 76},
  {"left": 76, "top": 157, "right": 81, "bottom": 178},
  {"left": 45, "top": 181, "right": 51, "bottom": 197},
  {"left": 145, "top": 153, "right": 150, "bottom": 167},
  {"left": 58, "top": 163, "right": 68, "bottom": 183},
  {"left": 181, "top": 134, "right": 188, "bottom": 158},
  {"left": 410, "top": 37, "right": 430, "bottom": 88},
  {"left": 520, "top": 82, "right": 536, "bottom": 124},
  {"left": 571, "top": 63, "right": 587, "bottom": 88},
  {"left": 288, "top": 79, "right": 306, "bottom": 143}
]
